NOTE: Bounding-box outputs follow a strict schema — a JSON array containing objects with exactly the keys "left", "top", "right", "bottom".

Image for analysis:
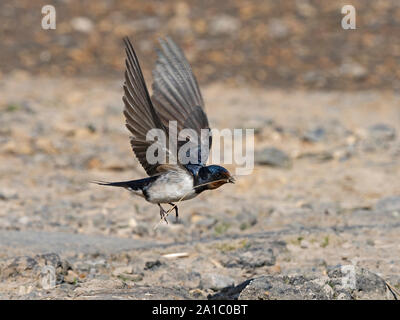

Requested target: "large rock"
[
  {"left": 326, "top": 266, "right": 390, "bottom": 300},
  {"left": 0, "top": 253, "right": 72, "bottom": 296},
  {"left": 215, "top": 266, "right": 396, "bottom": 300},
  {"left": 238, "top": 275, "right": 333, "bottom": 300}
]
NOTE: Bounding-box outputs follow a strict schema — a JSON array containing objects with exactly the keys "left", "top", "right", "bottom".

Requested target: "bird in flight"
[{"left": 94, "top": 37, "right": 235, "bottom": 223}]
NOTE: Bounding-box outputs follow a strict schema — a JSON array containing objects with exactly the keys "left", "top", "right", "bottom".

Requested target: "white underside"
[{"left": 131, "top": 170, "right": 198, "bottom": 204}]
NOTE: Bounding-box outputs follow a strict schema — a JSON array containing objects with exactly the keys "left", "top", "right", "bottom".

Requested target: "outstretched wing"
[
  {"left": 151, "top": 38, "right": 212, "bottom": 165},
  {"left": 122, "top": 37, "right": 176, "bottom": 176}
]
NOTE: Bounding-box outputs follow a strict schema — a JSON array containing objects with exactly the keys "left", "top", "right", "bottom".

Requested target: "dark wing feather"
[
  {"left": 122, "top": 37, "right": 175, "bottom": 176},
  {"left": 152, "top": 38, "right": 212, "bottom": 165}
]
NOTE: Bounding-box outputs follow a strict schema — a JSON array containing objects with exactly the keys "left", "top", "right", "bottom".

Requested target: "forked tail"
[{"left": 91, "top": 176, "right": 157, "bottom": 191}]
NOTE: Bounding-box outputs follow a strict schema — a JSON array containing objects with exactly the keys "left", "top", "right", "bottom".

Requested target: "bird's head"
[{"left": 198, "top": 165, "right": 235, "bottom": 190}]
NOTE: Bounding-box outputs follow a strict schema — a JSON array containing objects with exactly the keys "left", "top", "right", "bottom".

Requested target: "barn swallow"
[{"left": 94, "top": 37, "right": 234, "bottom": 222}]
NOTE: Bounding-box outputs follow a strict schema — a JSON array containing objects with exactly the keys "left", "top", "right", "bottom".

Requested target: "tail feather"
[
  {"left": 91, "top": 176, "right": 157, "bottom": 191},
  {"left": 91, "top": 180, "right": 133, "bottom": 188}
]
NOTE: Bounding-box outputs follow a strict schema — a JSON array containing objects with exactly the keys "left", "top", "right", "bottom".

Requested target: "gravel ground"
[
  {"left": 0, "top": 73, "right": 399, "bottom": 299},
  {"left": 2, "top": 0, "right": 400, "bottom": 90}
]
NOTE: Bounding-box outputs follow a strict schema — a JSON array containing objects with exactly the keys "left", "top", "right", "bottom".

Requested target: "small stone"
[
  {"left": 368, "top": 124, "right": 396, "bottom": 142},
  {"left": 224, "top": 245, "right": 276, "bottom": 268},
  {"left": 255, "top": 147, "right": 292, "bottom": 168},
  {"left": 64, "top": 270, "right": 79, "bottom": 284},
  {"left": 300, "top": 239, "right": 310, "bottom": 249},
  {"left": 18, "top": 216, "right": 30, "bottom": 225},
  {"left": 268, "top": 19, "right": 289, "bottom": 39},
  {"left": 160, "top": 270, "right": 201, "bottom": 289},
  {"left": 236, "top": 212, "right": 257, "bottom": 230},
  {"left": 193, "top": 216, "right": 217, "bottom": 228},
  {"left": 376, "top": 196, "right": 400, "bottom": 213},
  {"left": 200, "top": 273, "right": 235, "bottom": 291},
  {"left": 39, "top": 51, "right": 51, "bottom": 62},
  {"left": 128, "top": 218, "right": 137, "bottom": 228},
  {"left": 112, "top": 266, "right": 133, "bottom": 277},
  {"left": 209, "top": 15, "right": 241, "bottom": 34},
  {"left": 71, "top": 17, "right": 94, "bottom": 33},
  {"left": 119, "top": 273, "right": 143, "bottom": 282},
  {"left": 0, "top": 189, "right": 18, "bottom": 201},
  {"left": 303, "top": 127, "right": 325, "bottom": 142},
  {"left": 297, "top": 151, "right": 334, "bottom": 162},
  {"left": 339, "top": 61, "right": 367, "bottom": 80},
  {"left": 144, "top": 260, "right": 162, "bottom": 270},
  {"left": 132, "top": 224, "right": 149, "bottom": 236}
]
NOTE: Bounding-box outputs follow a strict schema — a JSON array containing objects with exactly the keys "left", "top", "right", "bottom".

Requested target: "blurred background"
[
  {"left": 1, "top": 1, "right": 400, "bottom": 299},
  {"left": 2, "top": 0, "right": 400, "bottom": 90}
]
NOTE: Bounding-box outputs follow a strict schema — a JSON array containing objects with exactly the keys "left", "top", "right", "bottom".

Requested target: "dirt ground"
[
  {"left": 1, "top": 0, "right": 400, "bottom": 300},
  {"left": 2, "top": 0, "right": 400, "bottom": 90},
  {"left": 0, "top": 73, "right": 399, "bottom": 299}
]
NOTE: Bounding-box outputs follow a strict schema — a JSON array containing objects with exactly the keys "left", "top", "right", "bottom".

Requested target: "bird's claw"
[
  {"left": 159, "top": 205, "right": 169, "bottom": 224},
  {"left": 169, "top": 203, "right": 179, "bottom": 223},
  {"left": 158, "top": 204, "right": 179, "bottom": 224}
]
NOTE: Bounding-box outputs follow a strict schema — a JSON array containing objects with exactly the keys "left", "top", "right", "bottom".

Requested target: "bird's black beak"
[{"left": 227, "top": 176, "right": 235, "bottom": 184}]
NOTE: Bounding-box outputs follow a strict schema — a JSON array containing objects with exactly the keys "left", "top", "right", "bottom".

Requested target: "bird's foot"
[
  {"left": 169, "top": 203, "right": 179, "bottom": 223},
  {"left": 158, "top": 204, "right": 168, "bottom": 224}
]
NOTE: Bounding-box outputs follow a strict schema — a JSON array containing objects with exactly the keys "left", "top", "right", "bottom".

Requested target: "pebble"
[
  {"left": 240, "top": 118, "right": 273, "bottom": 135},
  {"left": 200, "top": 273, "right": 235, "bottom": 291},
  {"left": 303, "top": 127, "right": 325, "bottom": 142},
  {"left": 144, "top": 260, "right": 162, "bottom": 270},
  {"left": 70, "top": 17, "right": 94, "bottom": 33},
  {"left": 368, "top": 124, "right": 396, "bottom": 142},
  {"left": 268, "top": 19, "right": 289, "bottom": 39},
  {"left": 255, "top": 147, "right": 292, "bottom": 168},
  {"left": 339, "top": 61, "right": 368, "bottom": 80},
  {"left": 209, "top": 15, "right": 241, "bottom": 34},
  {"left": 160, "top": 270, "right": 201, "bottom": 289},
  {"left": 193, "top": 216, "right": 217, "bottom": 228},
  {"left": 376, "top": 196, "right": 400, "bottom": 213},
  {"left": 64, "top": 270, "right": 79, "bottom": 284},
  {"left": 224, "top": 245, "right": 276, "bottom": 268},
  {"left": 112, "top": 266, "right": 133, "bottom": 277}
]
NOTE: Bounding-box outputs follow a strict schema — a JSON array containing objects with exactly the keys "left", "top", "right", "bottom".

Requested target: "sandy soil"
[{"left": 0, "top": 73, "right": 399, "bottom": 299}]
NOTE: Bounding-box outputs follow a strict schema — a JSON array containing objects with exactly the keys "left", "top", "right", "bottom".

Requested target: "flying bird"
[{"left": 94, "top": 37, "right": 235, "bottom": 222}]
